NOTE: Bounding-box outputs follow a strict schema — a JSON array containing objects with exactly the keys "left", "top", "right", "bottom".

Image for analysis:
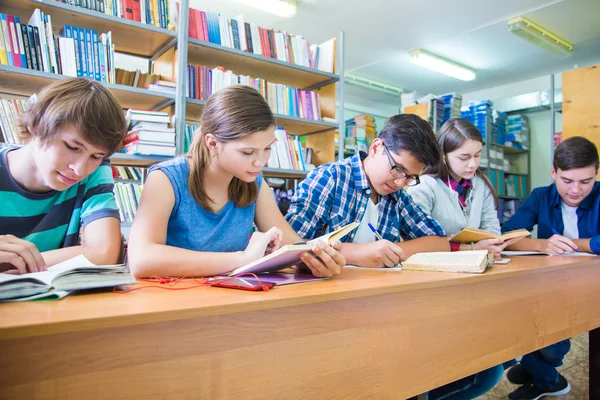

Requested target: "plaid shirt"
[{"left": 285, "top": 152, "right": 445, "bottom": 242}]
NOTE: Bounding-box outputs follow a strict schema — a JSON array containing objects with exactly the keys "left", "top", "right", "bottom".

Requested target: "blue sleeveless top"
[{"left": 149, "top": 157, "right": 261, "bottom": 253}]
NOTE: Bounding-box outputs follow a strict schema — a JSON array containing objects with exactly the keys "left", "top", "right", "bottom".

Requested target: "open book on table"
[
  {"left": 0, "top": 255, "right": 137, "bottom": 302},
  {"left": 229, "top": 222, "right": 359, "bottom": 276},
  {"left": 451, "top": 228, "right": 530, "bottom": 244},
  {"left": 402, "top": 250, "right": 493, "bottom": 274}
]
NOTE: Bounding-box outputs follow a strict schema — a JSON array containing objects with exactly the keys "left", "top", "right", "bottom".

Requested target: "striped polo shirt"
[{"left": 0, "top": 148, "right": 120, "bottom": 252}]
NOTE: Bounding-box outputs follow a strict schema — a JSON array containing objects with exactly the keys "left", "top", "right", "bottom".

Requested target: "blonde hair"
[
  {"left": 19, "top": 78, "right": 127, "bottom": 154},
  {"left": 188, "top": 85, "right": 275, "bottom": 211}
]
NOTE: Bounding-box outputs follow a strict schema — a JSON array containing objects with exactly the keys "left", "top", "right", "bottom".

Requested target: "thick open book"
[
  {"left": 402, "top": 250, "right": 493, "bottom": 273},
  {"left": 0, "top": 255, "right": 137, "bottom": 302},
  {"left": 229, "top": 222, "right": 359, "bottom": 276},
  {"left": 451, "top": 228, "right": 530, "bottom": 244}
]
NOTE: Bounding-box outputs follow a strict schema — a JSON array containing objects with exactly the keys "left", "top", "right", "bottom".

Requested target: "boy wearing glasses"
[{"left": 286, "top": 114, "right": 449, "bottom": 268}]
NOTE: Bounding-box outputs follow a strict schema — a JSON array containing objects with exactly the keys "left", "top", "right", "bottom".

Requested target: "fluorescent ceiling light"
[
  {"left": 508, "top": 16, "right": 574, "bottom": 57},
  {"left": 345, "top": 75, "right": 403, "bottom": 97},
  {"left": 233, "top": 0, "right": 297, "bottom": 18},
  {"left": 410, "top": 50, "right": 476, "bottom": 81}
]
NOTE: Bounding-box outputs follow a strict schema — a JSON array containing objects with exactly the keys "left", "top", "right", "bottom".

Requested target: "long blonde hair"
[{"left": 188, "top": 85, "right": 275, "bottom": 211}]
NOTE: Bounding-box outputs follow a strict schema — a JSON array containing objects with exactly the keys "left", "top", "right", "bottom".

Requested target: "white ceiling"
[{"left": 190, "top": 0, "right": 600, "bottom": 106}]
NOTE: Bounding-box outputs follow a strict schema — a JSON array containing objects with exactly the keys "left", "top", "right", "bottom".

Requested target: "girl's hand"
[{"left": 243, "top": 227, "right": 283, "bottom": 263}]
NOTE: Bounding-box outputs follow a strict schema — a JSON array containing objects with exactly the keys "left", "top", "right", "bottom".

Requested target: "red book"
[
  {"left": 132, "top": 0, "right": 142, "bottom": 22},
  {"left": 259, "top": 28, "right": 270, "bottom": 58},
  {"left": 123, "top": 0, "right": 134, "bottom": 21},
  {"left": 200, "top": 11, "right": 208, "bottom": 42},
  {"left": 193, "top": 9, "right": 203, "bottom": 40},
  {"left": 6, "top": 15, "right": 22, "bottom": 68},
  {"left": 188, "top": 8, "right": 197, "bottom": 38}
]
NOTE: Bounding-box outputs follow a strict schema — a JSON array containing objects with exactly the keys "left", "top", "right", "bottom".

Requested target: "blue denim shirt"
[{"left": 502, "top": 182, "right": 600, "bottom": 253}]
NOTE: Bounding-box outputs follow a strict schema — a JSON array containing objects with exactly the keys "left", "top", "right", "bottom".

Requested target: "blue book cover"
[
  {"left": 206, "top": 11, "right": 221, "bottom": 45},
  {"left": 83, "top": 29, "right": 93, "bottom": 80},
  {"left": 75, "top": 27, "right": 87, "bottom": 77},
  {"left": 1, "top": 14, "right": 14, "bottom": 67},
  {"left": 91, "top": 30, "right": 100, "bottom": 81},
  {"left": 13, "top": 17, "right": 28, "bottom": 69}
]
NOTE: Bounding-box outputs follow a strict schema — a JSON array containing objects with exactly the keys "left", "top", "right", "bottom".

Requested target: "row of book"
[
  {"left": 114, "top": 68, "right": 168, "bottom": 90},
  {"left": 114, "top": 182, "right": 142, "bottom": 224},
  {"left": 121, "top": 109, "right": 175, "bottom": 157},
  {"left": 267, "top": 127, "right": 309, "bottom": 171},
  {"left": 55, "top": 0, "right": 173, "bottom": 29},
  {"left": 0, "top": 10, "right": 116, "bottom": 83},
  {"left": 183, "top": 6, "right": 334, "bottom": 73},
  {"left": 186, "top": 65, "right": 322, "bottom": 121},
  {"left": 0, "top": 97, "right": 30, "bottom": 145},
  {"left": 488, "top": 169, "right": 528, "bottom": 199},
  {"left": 111, "top": 165, "right": 143, "bottom": 181}
]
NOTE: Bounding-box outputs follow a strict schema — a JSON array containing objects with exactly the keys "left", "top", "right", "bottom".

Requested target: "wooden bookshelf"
[
  {"left": 491, "top": 143, "right": 529, "bottom": 155},
  {"left": 187, "top": 39, "right": 339, "bottom": 90},
  {"left": 262, "top": 168, "right": 308, "bottom": 179},
  {"left": 186, "top": 98, "right": 337, "bottom": 136},
  {"left": 2, "top": 0, "right": 176, "bottom": 57},
  {"left": 109, "top": 153, "right": 172, "bottom": 168},
  {"left": 0, "top": 65, "right": 175, "bottom": 111}
]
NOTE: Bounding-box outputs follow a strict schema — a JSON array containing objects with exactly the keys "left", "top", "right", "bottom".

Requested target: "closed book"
[
  {"left": 402, "top": 250, "right": 492, "bottom": 274},
  {"left": 125, "top": 142, "right": 175, "bottom": 156}
]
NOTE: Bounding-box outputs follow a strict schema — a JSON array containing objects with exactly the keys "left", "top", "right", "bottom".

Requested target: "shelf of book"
[
  {"left": 490, "top": 143, "right": 529, "bottom": 155},
  {"left": 187, "top": 38, "right": 339, "bottom": 90},
  {"left": 109, "top": 153, "right": 172, "bottom": 167},
  {"left": 262, "top": 167, "right": 308, "bottom": 179},
  {"left": 2, "top": 0, "right": 176, "bottom": 57},
  {"left": 185, "top": 98, "right": 337, "bottom": 136},
  {"left": 0, "top": 65, "right": 175, "bottom": 110}
]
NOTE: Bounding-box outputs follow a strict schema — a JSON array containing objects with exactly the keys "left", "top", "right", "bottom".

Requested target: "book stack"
[
  {"left": 186, "top": 64, "right": 322, "bottom": 122},
  {"left": 122, "top": 109, "right": 175, "bottom": 156},
  {"left": 345, "top": 114, "right": 377, "bottom": 153},
  {"left": 267, "top": 126, "right": 307, "bottom": 171},
  {"left": 0, "top": 96, "right": 31, "bottom": 145},
  {"left": 493, "top": 110, "right": 507, "bottom": 145},
  {"left": 429, "top": 98, "right": 444, "bottom": 132},
  {"left": 463, "top": 100, "right": 493, "bottom": 142},
  {"left": 111, "top": 165, "right": 143, "bottom": 181},
  {"left": 113, "top": 68, "right": 164, "bottom": 89},
  {"left": 440, "top": 93, "right": 462, "bottom": 124},
  {"left": 505, "top": 115, "right": 530, "bottom": 149},
  {"left": 183, "top": 6, "right": 335, "bottom": 72},
  {"left": 0, "top": 10, "right": 116, "bottom": 84},
  {"left": 114, "top": 181, "right": 142, "bottom": 224},
  {"left": 55, "top": 0, "right": 173, "bottom": 29}
]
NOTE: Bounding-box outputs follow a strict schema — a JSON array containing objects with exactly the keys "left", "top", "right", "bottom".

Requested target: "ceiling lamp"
[
  {"left": 410, "top": 50, "right": 476, "bottom": 81},
  {"left": 345, "top": 75, "right": 403, "bottom": 97},
  {"left": 508, "top": 16, "right": 574, "bottom": 57}
]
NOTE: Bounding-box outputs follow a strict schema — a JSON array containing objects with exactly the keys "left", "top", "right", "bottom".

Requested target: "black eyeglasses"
[{"left": 382, "top": 144, "right": 420, "bottom": 187}]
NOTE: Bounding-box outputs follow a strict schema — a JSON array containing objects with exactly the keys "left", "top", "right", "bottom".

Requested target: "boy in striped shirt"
[{"left": 0, "top": 78, "right": 127, "bottom": 274}]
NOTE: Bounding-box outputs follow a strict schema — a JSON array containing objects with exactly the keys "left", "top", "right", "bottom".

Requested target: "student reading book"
[
  {"left": 408, "top": 119, "right": 518, "bottom": 259},
  {"left": 285, "top": 114, "right": 449, "bottom": 269},
  {"left": 0, "top": 78, "right": 128, "bottom": 274},
  {"left": 407, "top": 119, "right": 508, "bottom": 400},
  {"left": 127, "top": 85, "right": 346, "bottom": 279},
  {"left": 0, "top": 255, "right": 136, "bottom": 302},
  {"left": 501, "top": 136, "right": 600, "bottom": 400}
]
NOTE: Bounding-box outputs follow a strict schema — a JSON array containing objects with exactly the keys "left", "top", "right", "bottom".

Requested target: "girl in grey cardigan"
[
  {"left": 407, "top": 118, "right": 509, "bottom": 400},
  {"left": 407, "top": 118, "right": 514, "bottom": 257}
]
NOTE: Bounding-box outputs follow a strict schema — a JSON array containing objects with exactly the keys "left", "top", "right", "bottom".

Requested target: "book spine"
[
  {"left": 19, "top": 24, "right": 32, "bottom": 69},
  {"left": 32, "top": 27, "right": 43, "bottom": 72}
]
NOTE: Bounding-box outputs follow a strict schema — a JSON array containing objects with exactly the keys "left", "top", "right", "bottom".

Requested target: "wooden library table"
[{"left": 0, "top": 256, "right": 599, "bottom": 400}]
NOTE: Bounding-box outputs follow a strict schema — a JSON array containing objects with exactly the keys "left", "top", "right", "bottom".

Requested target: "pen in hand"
[{"left": 368, "top": 223, "right": 384, "bottom": 241}]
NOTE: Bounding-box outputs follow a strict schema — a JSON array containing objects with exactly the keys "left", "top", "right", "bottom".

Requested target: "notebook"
[
  {"left": 402, "top": 250, "right": 492, "bottom": 274},
  {"left": 451, "top": 228, "right": 530, "bottom": 244},
  {"left": 0, "top": 255, "right": 137, "bottom": 302},
  {"left": 229, "top": 222, "right": 359, "bottom": 276}
]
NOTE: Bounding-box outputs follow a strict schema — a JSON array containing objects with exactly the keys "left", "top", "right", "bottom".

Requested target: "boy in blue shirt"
[
  {"left": 0, "top": 78, "right": 128, "bottom": 274},
  {"left": 286, "top": 114, "right": 449, "bottom": 268},
  {"left": 502, "top": 136, "right": 600, "bottom": 399}
]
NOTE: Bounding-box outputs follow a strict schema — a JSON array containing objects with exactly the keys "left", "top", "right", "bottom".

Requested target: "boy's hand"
[
  {"left": 359, "top": 240, "right": 404, "bottom": 268},
  {"left": 0, "top": 235, "right": 47, "bottom": 274},
  {"left": 299, "top": 240, "right": 346, "bottom": 278},
  {"left": 543, "top": 234, "right": 578, "bottom": 255}
]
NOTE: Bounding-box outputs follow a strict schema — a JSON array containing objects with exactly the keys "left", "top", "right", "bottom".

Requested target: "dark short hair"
[
  {"left": 553, "top": 136, "right": 599, "bottom": 171},
  {"left": 378, "top": 114, "right": 440, "bottom": 167}
]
